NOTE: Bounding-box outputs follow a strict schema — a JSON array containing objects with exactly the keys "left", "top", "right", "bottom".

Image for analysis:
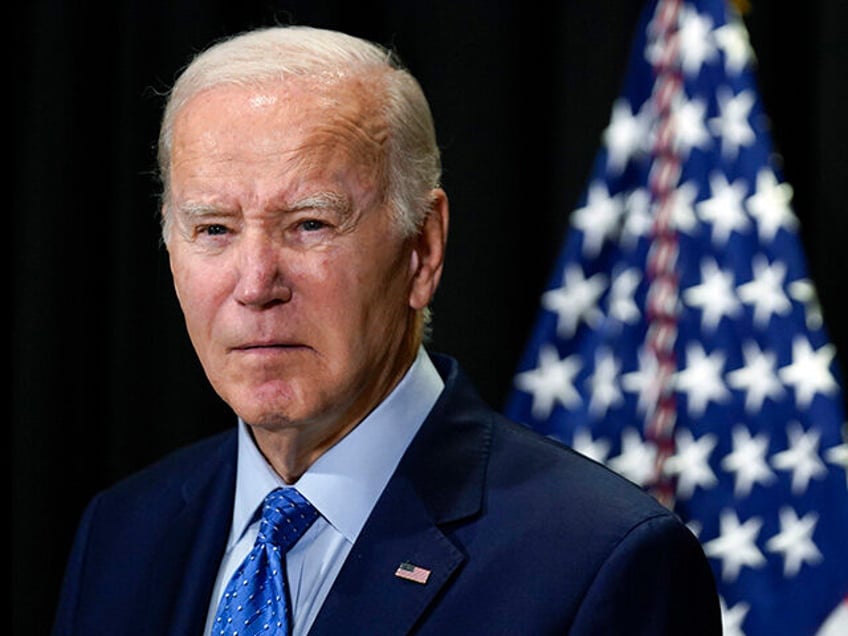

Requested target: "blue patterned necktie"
[{"left": 212, "top": 488, "right": 319, "bottom": 636}]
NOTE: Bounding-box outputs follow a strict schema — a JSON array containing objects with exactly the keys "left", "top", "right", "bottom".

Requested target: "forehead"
[
  {"left": 167, "top": 76, "right": 390, "bottom": 212},
  {"left": 172, "top": 75, "right": 387, "bottom": 165}
]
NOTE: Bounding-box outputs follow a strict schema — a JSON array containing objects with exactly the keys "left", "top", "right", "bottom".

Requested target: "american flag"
[
  {"left": 504, "top": 1, "right": 848, "bottom": 634},
  {"left": 394, "top": 561, "right": 431, "bottom": 585}
]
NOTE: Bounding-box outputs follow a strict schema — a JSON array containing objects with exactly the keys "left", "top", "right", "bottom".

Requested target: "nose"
[{"left": 233, "top": 234, "right": 292, "bottom": 308}]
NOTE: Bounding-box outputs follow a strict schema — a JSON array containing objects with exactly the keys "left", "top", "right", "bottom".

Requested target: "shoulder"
[
  {"left": 417, "top": 355, "right": 718, "bottom": 630},
  {"left": 88, "top": 428, "right": 237, "bottom": 519},
  {"left": 487, "top": 412, "right": 677, "bottom": 535},
  {"left": 431, "top": 351, "right": 673, "bottom": 530}
]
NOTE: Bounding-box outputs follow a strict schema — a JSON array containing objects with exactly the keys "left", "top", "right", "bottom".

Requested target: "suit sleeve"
[{"left": 570, "top": 512, "right": 722, "bottom": 635}]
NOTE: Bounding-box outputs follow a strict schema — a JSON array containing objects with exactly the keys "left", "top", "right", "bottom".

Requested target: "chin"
[
  {"left": 242, "top": 410, "right": 297, "bottom": 430},
  {"left": 221, "top": 380, "right": 302, "bottom": 427}
]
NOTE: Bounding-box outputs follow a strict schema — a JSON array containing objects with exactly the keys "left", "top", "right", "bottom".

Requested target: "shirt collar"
[{"left": 228, "top": 346, "right": 444, "bottom": 548}]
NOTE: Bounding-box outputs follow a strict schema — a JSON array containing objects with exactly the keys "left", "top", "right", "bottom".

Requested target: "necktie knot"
[{"left": 257, "top": 488, "right": 319, "bottom": 552}]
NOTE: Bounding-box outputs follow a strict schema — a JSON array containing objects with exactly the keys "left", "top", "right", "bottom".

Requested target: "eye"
[
  {"left": 201, "top": 224, "right": 229, "bottom": 236},
  {"left": 299, "top": 219, "right": 326, "bottom": 232}
]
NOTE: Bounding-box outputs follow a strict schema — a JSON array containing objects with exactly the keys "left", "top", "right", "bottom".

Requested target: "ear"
[{"left": 409, "top": 188, "right": 449, "bottom": 311}]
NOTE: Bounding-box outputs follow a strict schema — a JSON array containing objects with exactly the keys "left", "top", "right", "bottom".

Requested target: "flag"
[
  {"left": 394, "top": 562, "right": 432, "bottom": 585},
  {"left": 505, "top": 1, "right": 848, "bottom": 634}
]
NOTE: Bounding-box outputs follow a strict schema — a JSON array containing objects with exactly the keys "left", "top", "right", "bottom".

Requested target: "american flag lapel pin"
[{"left": 394, "top": 561, "right": 431, "bottom": 584}]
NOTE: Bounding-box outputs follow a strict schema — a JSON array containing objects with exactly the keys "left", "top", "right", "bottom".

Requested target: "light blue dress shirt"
[{"left": 203, "top": 347, "right": 444, "bottom": 636}]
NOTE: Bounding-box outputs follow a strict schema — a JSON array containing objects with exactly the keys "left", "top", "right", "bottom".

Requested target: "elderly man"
[{"left": 52, "top": 25, "right": 721, "bottom": 635}]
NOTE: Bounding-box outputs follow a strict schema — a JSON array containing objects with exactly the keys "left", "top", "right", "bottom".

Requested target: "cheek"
[
  {"left": 171, "top": 255, "right": 230, "bottom": 332},
  {"left": 305, "top": 252, "right": 403, "bottom": 332},
  {"left": 352, "top": 251, "right": 414, "bottom": 324}
]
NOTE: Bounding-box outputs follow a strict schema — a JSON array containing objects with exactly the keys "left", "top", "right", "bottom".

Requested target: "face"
[{"left": 165, "top": 78, "right": 445, "bottom": 451}]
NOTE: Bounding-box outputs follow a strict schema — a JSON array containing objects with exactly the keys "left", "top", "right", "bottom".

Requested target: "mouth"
[{"left": 230, "top": 341, "right": 307, "bottom": 353}]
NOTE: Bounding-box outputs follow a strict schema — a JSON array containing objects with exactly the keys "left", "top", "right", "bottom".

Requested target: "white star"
[
  {"left": 668, "top": 180, "right": 700, "bottom": 235},
  {"left": 765, "top": 507, "right": 822, "bottom": 577},
  {"left": 683, "top": 257, "right": 742, "bottom": 332},
  {"left": 696, "top": 172, "right": 751, "bottom": 245},
  {"left": 586, "top": 348, "right": 624, "bottom": 418},
  {"left": 714, "top": 17, "right": 755, "bottom": 74},
  {"left": 817, "top": 596, "right": 848, "bottom": 636},
  {"left": 664, "top": 429, "right": 719, "bottom": 499},
  {"left": 571, "top": 182, "right": 624, "bottom": 257},
  {"left": 675, "top": 342, "right": 732, "bottom": 417},
  {"left": 708, "top": 87, "right": 756, "bottom": 160},
  {"left": 788, "top": 279, "right": 823, "bottom": 331},
  {"left": 736, "top": 254, "right": 791, "bottom": 327},
  {"left": 608, "top": 428, "right": 658, "bottom": 487},
  {"left": 514, "top": 345, "right": 582, "bottom": 420},
  {"left": 726, "top": 340, "right": 785, "bottom": 413},
  {"left": 604, "top": 98, "right": 650, "bottom": 174},
  {"left": 677, "top": 5, "right": 719, "bottom": 77},
  {"left": 771, "top": 421, "right": 827, "bottom": 495},
  {"left": 747, "top": 169, "right": 798, "bottom": 241},
  {"left": 607, "top": 267, "right": 641, "bottom": 325},
  {"left": 621, "top": 348, "right": 661, "bottom": 418},
  {"left": 719, "top": 597, "right": 750, "bottom": 636},
  {"left": 672, "top": 95, "right": 712, "bottom": 158},
  {"left": 620, "top": 188, "right": 654, "bottom": 249},
  {"left": 541, "top": 264, "right": 608, "bottom": 339},
  {"left": 778, "top": 336, "right": 840, "bottom": 409},
  {"left": 703, "top": 509, "right": 766, "bottom": 582},
  {"left": 825, "top": 440, "right": 848, "bottom": 487},
  {"left": 571, "top": 428, "right": 611, "bottom": 464},
  {"left": 721, "top": 424, "right": 776, "bottom": 497}
]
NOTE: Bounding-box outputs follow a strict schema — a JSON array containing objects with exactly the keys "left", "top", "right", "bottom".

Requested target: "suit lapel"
[
  {"left": 310, "top": 355, "right": 493, "bottom": 634},
  {"left": 143, "top": 432, "right": 238, "bottom": 636},
  {"left": 309, "top": 474, "right": 465, "bottom": 635}
]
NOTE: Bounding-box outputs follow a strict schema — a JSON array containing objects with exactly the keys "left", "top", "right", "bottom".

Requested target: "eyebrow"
[
  {"left": 171, "top": 191, "right": 354, "bottom": 222},
  {"left": 172, "top": 201, "right": 233, "bottom": 221},
  {"left": 287, "top": 191, "right": 352, "bottom": 215}
]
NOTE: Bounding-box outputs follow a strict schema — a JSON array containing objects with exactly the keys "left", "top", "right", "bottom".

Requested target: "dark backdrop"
[{"left": 13, "top": 1, "right": 847, "bottom": 633}]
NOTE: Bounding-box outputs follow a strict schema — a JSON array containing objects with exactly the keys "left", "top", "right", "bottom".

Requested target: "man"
[{"left": 52, "top": 25, "right": 721, "bottom": 635}]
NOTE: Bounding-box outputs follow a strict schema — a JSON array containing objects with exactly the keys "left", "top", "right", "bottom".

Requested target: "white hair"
[{"left": 157, "top": 25, "right": 442, "bottom": 242}]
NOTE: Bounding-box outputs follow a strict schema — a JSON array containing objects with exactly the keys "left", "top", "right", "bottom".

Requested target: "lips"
[
  {"left": 235, "top": 342, "right": 288, "bottom": 349},
  {"left": 231, "top": 341, "right": 302, "bottom": 351}
]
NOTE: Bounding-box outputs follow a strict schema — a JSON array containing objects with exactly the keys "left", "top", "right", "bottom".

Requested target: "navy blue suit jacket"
[{"left": 53, "top": 354, "right": 721, "bottom": 635}]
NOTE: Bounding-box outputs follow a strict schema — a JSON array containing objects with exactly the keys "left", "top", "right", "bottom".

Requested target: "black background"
[{"left": 13, "top": 1, "right": 847, "bottom": 632}]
